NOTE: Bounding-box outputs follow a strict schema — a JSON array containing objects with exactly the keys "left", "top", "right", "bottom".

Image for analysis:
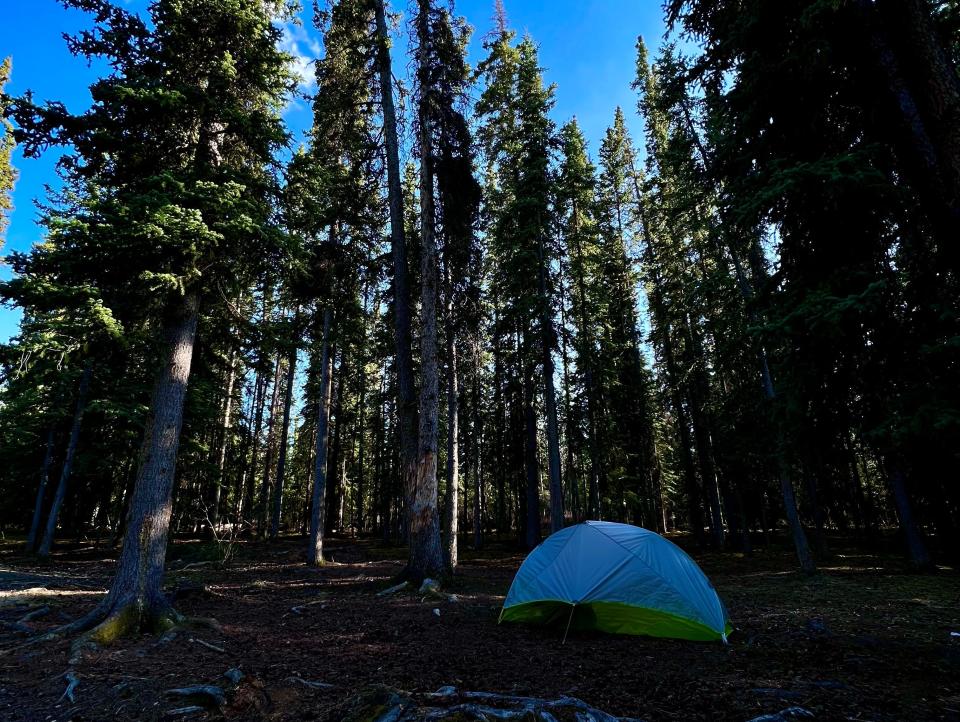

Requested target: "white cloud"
[{"left": 279, "top": 21, "right": 321, "bottom": 93}]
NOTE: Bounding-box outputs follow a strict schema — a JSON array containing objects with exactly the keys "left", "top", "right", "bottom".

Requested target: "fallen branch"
[
  {"left": 285, "top": 675, "right": 335, "bottom": 690},
  {"left": 190, "top": 638, "right": 226, "bottom": 654},
  {"left": 163, "top": 705, "right": 206, "bottom": 718},
  {"left": 376, "top": 581, "right": 410, "bottom": 597}
]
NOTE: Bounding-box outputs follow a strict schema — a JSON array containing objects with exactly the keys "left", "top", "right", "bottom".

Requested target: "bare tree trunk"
[
  {"left": 73, "top": 292, "right": 199, "bottom": 642},
  {"left": 443, "top": 325, "right": 459, "bottom": 572},
  {"left": 27, "top": 429, "right": 56, "bottom": 551},
  {"left": 271, "top": 330, "right": 299, "bottom": 539},
  {"left": 374, "top": 0, "right": 420, "bottom": 568},
  {"left": 409, "top": 2, "right": 444, "bottom": 580},
  {"left": 536, "top": 240, "right": 564, "bottom": 533},
  {"left": 240, "top": 368, "right": 268, "bottom": 528},
  {"left": 522, "top": 357, "right": 541, "bottom": 551},
  {"left": 326, "top": 350, "right": 345, "bottom": 536},
  {"left": 472, "top": 338, "right": 484, "bottom": 550},
  {"left": 684, "top": 317, "right": 725, "bottom": 548},
  {"left": 259, "top": 354, "right": 283, "bottom": 537},
  {"left": 308, "top": 307, "right": 333, "bottom": 566},
  {"left": 211, "top": 346, "right": 238, "bottom": 529},
  {"left": 38, "top": 362, "right": 93, "bottom": 558}
]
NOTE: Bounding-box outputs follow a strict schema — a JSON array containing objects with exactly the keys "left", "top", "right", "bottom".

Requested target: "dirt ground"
[{"left": 0, "top": 533, "right": 958, "bottom": 721}]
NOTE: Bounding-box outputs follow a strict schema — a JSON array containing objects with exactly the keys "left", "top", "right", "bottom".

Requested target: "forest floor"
[{"left": 0, "top": 532, "right": 958, "bottom": 722}]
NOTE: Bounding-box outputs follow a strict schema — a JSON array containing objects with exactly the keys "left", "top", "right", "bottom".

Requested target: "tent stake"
[{"left": 561, "top": 603, "right": 576, "bottom": 645}]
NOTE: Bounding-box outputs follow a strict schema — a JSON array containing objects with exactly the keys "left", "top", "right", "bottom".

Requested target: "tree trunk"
[
  {"left": 38, "top": 362, "right": 94, "bottom": 558},
  {"left": 443, "top": 324, "right": 460, "bottom": 572},
  {"left": 210, "top": 345, "right": 238, "bottom": 530},
  {"left": 78, "top": 292, "right": 200, "bottom": 642},
  {"left": 522, "top": 348, "right": 541, "bottom": 551},
  {"left": 409, "top": 4, "right": 445, "bottom": 580},
  {"left": 536, "top": 239, "right": 564, "bottom": 533},
  {"left": 326, "top": 350, "right": 345, "bottom": 536},
  {"left": 308, "top": 307, "right": 333, "bottom": 566},
  {"left": 374, "top": 0, "right": 420, "bottom": 568},
  {"left": 259, "top": 354, "right": 283, "bottom": 537},
  {"left": 472, "top": 338, "right": 484, "bottom": 550},
  {"left": 26, "top": 428, "right": 56, "bottom": 551},
  {"left": 271, "top": 330, "right": 299, "bottom": 539},
  {"left": 732, "top": 245, "right": 815, "bottom": 573},
  {"left": 683, "top": 317, "right": 725, "bottom": 548},
  {"left": 666, "top": 102, "right": 816, "bottom": 568},
  {"left": 886, "top": 458, "right": 932, "bottom": 569},
  {"left": 240, "top": 368, "right": 268, "bottom": 528}
]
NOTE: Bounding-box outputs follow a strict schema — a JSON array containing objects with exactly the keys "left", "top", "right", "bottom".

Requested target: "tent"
[{"left": 499, "top": 521, "right": 731, "bottom": 642}]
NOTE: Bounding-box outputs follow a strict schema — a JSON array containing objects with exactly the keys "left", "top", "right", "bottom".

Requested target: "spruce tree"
[{"left": 8, "top": 0, "right": 295, "bottom": 642}]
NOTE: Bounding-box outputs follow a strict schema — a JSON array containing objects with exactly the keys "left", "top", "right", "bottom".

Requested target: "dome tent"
[{"left": 499, "top": 521, "right": 731, "bottom": 642}]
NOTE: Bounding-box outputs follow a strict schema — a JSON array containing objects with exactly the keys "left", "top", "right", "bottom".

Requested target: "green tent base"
[{"left": 500, "top": 599, "right": 733, "bottom": 643}]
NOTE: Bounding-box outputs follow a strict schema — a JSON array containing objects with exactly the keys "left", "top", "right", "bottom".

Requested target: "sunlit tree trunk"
[
  {"left": 443, "top": 323, "right": 459, "bottom": 572},
  {"left": 78, "top": 292, "right": 199, "bottom": 641}
]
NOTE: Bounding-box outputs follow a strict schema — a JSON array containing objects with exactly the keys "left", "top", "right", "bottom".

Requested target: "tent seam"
[{"left": 509, "top": 525, "right": 583, "bottom": 602}]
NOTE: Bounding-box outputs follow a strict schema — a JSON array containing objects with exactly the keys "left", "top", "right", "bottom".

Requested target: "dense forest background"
[{"left": 0, "top": 0, "right": 958, "bottom": 628}]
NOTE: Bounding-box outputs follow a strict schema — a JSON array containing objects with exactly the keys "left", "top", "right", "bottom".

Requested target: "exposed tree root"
[
  {"left": 58, "top": 671, "right": 80, "bottom": 703},
  {"left": 331, "top": 685, "right": 648, "bottom": 721},
  {"left": 0, "top": 596, "right": 221, "bottom": 666}
]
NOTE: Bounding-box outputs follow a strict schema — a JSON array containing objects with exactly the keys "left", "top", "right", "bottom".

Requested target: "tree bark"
[
  {"left": 27, "top": 428, "right": 56, "bottom": 551},
  {"left": 270, "top": 328, "right": 299, "bottom": 539},
  {"left": 443, "top": 324, "right": 459, "bottom": 572},
  {"left": 308, "top": 307, "right": 333, "bottom": 566},
  {"left": 408, "top": 0, "right": 444, "bottom": 581},
  {"left": 374, "top": 0, "right": 420, "bottom": 568},
  {"left": 38, "top": 362, "right": 93, "bottom": 558},
  {"left": 78, "top": 292, "right": 200, "bottom": 642}
]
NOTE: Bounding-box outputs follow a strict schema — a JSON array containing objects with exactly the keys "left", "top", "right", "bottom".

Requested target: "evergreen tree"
[
  {"left": 477, "top": 28, "right": 561, "bottom": 547},
  {"left": 594, "top": 108, "right": 661, "bottom": 529},
  {"left": 7, "top": 0, "right": 295, "bottom": 641}
]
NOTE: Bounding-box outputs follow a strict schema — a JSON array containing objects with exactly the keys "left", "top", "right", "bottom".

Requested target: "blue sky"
[{"left": 0, "top": 0, "right": 669, "bottom": 343}]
